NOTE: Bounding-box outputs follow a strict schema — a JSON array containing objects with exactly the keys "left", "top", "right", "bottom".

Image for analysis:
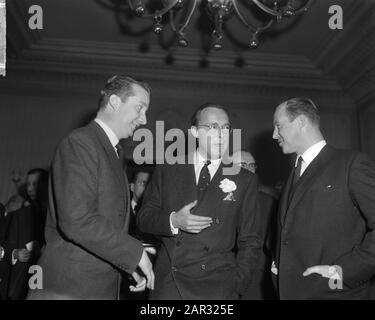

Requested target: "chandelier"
[{"left": 126, "top": 0, "right": 315, "bottom": 50}]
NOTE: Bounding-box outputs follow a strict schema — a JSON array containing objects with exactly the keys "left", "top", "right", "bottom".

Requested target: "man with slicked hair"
[
  {"left": 273, "top": 97, "right": 375, "bottom": 299},
  {"left": 28, "top": 75, "right": 154, "bottom": 299}
]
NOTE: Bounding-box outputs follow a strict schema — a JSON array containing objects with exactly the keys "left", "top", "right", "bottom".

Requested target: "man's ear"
[
  {"left": 108, "top": 94, "right": 121, "bottom": 111},
  {"left": 297, "top": 115, "right": 308, "bottom": 130},
  {"left": 130, "top": 183, "right": 134, "bottom": 193},
  {"left": 190, "top": 126, "right": 198, "bottom": 138}
]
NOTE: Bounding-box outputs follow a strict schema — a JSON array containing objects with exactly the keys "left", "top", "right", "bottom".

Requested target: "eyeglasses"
[{"left": 196, "top": 123, "right": 232, "bottom": 134}]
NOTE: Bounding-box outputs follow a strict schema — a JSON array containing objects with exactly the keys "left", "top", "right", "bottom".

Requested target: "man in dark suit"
[
  {"left": 27, "top": 75, "right": 154, "bottom": 300},
  {"left": 0, "top": 202, "right": 10, "bottom": 300},
  {"left": 137, "top": 103, "right": 263, "bottom": 300},
  {"left": 6, "top": 201, "right": 34, "bottom": 300},
  {"left": 272, "top": 97, "right": 375, "bottom": 299},
  {"left": 0, "top": 198, "right": 33, "bottom": 300}
]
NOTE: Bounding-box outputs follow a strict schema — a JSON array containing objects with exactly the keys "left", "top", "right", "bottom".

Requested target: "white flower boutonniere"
[{"left": 219, "top": 178, "right": 237, "bottom": 201}]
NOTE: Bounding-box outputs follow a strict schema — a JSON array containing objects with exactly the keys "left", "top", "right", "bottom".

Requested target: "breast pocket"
[{"left": 310, "top": 184, "right": 342, "bottom": 207}]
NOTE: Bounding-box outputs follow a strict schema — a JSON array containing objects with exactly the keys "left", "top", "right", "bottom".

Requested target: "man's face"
[
  {"left": 272, "top": 104, "right": 300, "bottom": 154},
  {"left": 131, "top": 172, "right": 150, "bottom": 202},
  {"left": 115, "top": 84, "right": 150, "bottom": 139},
  {"left": 26, "top": 173, "right": 40, "bottom": 200},
  {"left": 192, "top": 107, "right": 230, "bottom": 160},
  {"left": 232, "top": 151, "right": 257, "bottom": 173}
]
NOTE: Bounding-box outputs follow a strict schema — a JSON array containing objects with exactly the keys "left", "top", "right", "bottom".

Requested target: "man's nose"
[
  {"left": 272, "top": 128, "right": 278, "bottom": 140},
  {"left": 138, "top": 112, "right": 147, "bottom": 125}
]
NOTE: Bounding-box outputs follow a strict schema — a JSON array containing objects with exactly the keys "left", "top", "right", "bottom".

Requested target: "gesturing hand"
[
  {"left": 303, "top": 265, "right": 341, "bottom": 280},
  {"left": 137, "top": 249, "right": 155, "bottom": 290},
  {"left": 14, "top": 248, "right": 31, "bottom": 262},
  {"left": 171, "top": 200, "right": 212, "bottom": 234}
]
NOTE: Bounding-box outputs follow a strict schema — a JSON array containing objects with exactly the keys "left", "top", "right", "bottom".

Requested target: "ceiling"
[
  {"left": 17, "top": 0, "right": 353, "bottom": 56},
  {"left": 3, "top": 0, "right": 375, "bottom": 109}
]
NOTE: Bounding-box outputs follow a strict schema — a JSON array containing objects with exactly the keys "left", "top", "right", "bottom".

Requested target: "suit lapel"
[
  {"left": 88, "top": 122, "right": 129, "bottom": 215},
  {"left": 194, "top": 162, "right": 227, "bottom": 218},
  {"left": 280, "top": 169, "right": 294, "bottom": 226},
  {"left": 282, "top": 145, "right": 335, "bottom": 226},
  {"left": 176, "top": 161, "right": 198, "bottom": 209}
]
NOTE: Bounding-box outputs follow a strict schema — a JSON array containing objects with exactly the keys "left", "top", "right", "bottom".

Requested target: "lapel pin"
[{"left": 326, "top": 185, "right": 332, "bottom": 189}]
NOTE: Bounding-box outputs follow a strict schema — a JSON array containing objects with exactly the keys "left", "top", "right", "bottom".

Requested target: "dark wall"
[{"left": 0, "top": 79, "right": 358, "bottom": 202}]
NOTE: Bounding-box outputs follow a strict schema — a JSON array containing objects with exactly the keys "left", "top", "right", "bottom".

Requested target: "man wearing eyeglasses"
[{"left": 137, "top": 103, "right": 263, "bottom": 299}]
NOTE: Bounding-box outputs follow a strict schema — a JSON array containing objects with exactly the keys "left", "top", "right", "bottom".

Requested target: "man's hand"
[
  {"left": 303, "top": 265, "right": 341, "bottom": 280},
  {"left": 5, "top": 195, "right": 24, "bottom": 213},
  {"left": 130, "top": 271, "right": 147, "bottom": 292},
  {"left": 271, "top": 261, "right": 278, "bottom": 276},
  {"left": 171, "top": 200, "right": 212, "bottom": 234},
  {"left": 13, "top": 248, "right": 31, "bottom": 262},
  {"left": 137, "top": 249, "right": 155, "bottom": 290}
]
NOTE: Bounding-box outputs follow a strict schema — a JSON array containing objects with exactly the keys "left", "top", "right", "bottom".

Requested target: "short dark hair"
[
  {"left": 282, "top": 97, "right": 320, "bottom": 125},
  {"left": 98, "top": 75, "right": 150, "bottom": 110},
  {"left": 191, "top": 103, "right": 229, "bottom": 126},
  {"left": 27, "top": 168, "right": 48, "bottom": 182}
]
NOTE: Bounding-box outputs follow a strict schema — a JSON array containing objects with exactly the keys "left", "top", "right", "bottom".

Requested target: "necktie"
[
  {"left": 197, "top": 160, "right": 211, "bottom": 201},
  {"left": 115, "top": 143, "right": 126, "bottom": 171},
  {"left": 292, "top": 156, "right": 303, "bottom": 187},
  {"left": 288, "top": 156, "right": 303, "bottom": 204}
]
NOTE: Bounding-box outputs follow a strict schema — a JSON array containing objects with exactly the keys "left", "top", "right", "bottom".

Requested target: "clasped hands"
[
  {"left": 130, "top": 249, "right": 155, "bottom": 292},
  {"left": 171, "top": 200, "right": 213, "bottom": 234}
]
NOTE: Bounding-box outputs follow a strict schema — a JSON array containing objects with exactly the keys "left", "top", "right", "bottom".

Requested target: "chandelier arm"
[
  {"left": 251, "top": 0, "right": 280, "bottom": 16},
  {"left": 293, "top": 0, "right": 315, "bottom": 15},
  {"left": 169, "top": 0, "right": 199, "bottom": 34},
  {"left": 233, "top": 0, "right": 274, "bottom": 33},
  {"left": 232, "top": 0, "right": 257, "bottom": 31},
  {"left": 257, "top": 18, "right": 275, "bottom": 32},
  {"left": 127, "top": 0, "right": 181, "bottom": 19}
]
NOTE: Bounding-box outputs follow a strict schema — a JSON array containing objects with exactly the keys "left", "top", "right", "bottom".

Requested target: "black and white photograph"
[{"left": 0, "top": 0, "right": 375, "bottom": 305}]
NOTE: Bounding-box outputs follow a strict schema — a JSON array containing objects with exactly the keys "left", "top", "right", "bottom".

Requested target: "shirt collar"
[
  {"left": 131, "top": 199, "right": 137, "bottom": 212},
  {"left": 94, "top": 118, "right": 119, "bottom": 149},
  {"left": 195, "top": 150, "right": 221, "bottom": 168},
  {"left": 297, "top": 140, "right": 327, "bottom": 167}
]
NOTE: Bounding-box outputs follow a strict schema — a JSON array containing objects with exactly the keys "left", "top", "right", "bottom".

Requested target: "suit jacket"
[
  {"left": 137, "top": 157, "right": 263, "bottom": 300},
  {"left": 242, "top": 190, "right": 278, "bottom": 300},
  {"left": 28, "top": 121, "right": 143, "bottom": 300},
  {"left": 6, "top": 204, "right": 35, "bottom": 300},
  {"left": 275, "top": 145, "right": 375, "bottom": 299}
]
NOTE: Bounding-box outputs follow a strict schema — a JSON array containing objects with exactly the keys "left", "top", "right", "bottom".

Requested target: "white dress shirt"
[
  {"left": 94, "top": 118, "right": 119, "bottom": 157},
  {"left": 296, "top": 140, "right": 327, "bottom": 176}
]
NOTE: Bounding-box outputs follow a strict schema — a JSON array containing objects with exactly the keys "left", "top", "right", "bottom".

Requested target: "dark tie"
[
  {"left": 292, "top": 156, "right": 303, "bottom": 186},
  {"left": 288, "top": 156, "right": 303, "bottom": 204},
  {"left": 197, "top": 160, "right": 211, "bottom": 201},
  {"left": 115, "top": 143, "right": 126, "bottom": 170}
]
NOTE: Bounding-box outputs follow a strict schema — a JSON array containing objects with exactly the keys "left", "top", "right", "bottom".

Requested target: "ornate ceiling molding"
[
  {"left": 6, "top": 37, "right": 341, "bottom": 92},
  {"left": 312, "top": 0, "right": 375, "bottom": 107}
]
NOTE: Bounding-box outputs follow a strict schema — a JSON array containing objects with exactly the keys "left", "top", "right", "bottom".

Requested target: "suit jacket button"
[{"left": 201, "top": 264, "right": 206, "bottom": 270}]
